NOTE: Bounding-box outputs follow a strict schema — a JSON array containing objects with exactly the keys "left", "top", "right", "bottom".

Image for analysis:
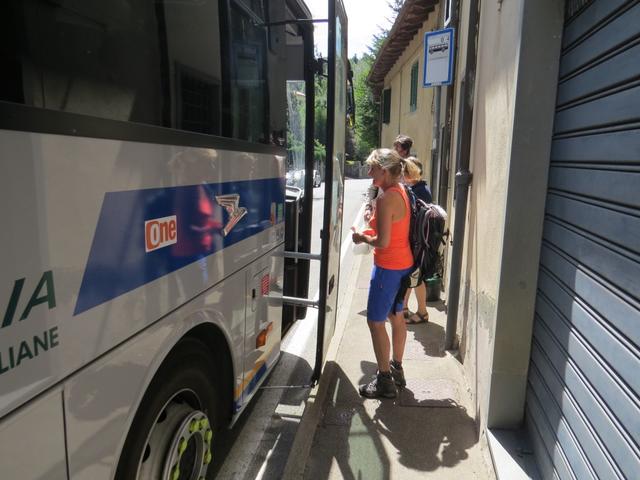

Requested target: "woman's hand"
[
  {"left": 352, "top": 232, "right": 368, "bottom": 244},
  {"left": 351, "top": 226, "right": 367, "bottom": 244}
]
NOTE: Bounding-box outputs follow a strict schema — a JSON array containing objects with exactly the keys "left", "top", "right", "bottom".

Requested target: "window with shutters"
[
  {"left": 410, "top": 61, "right": 418, "bottom": 112},
  {"left": 382, "top": 88, "right": 391, "bottom": 124}
]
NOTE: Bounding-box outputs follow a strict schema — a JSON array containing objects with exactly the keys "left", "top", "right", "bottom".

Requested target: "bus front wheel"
[{"left": 115, "top": 338, "right": 222, "bottom": 480}]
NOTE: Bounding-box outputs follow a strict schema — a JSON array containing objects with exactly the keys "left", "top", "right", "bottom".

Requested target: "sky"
[{"left": 303, "top": 0, "right": 396, "bottom": 57}]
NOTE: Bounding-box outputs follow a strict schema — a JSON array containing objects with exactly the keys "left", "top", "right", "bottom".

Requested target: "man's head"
[{"left": 393, "top": 134, "right": 413, "bottom": 158}]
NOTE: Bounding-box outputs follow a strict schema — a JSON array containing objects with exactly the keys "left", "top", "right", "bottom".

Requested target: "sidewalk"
[{"left": 283, "top": 251, "right": 496, "bottom": 479}]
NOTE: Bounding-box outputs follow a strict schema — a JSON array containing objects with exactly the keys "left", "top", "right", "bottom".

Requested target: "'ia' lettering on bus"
[
  {"left": 1, "top": 271, "right": 59, "bottom": 375},
  {"left": 2, "top": 270, "right": 56, "bottom": 329}
]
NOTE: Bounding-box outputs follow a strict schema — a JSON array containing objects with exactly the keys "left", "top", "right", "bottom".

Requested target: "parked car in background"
[
  {"left": 286, "top": 169, "right": 322, "bottom": 189},
  {"left": 286, "top": 169, "right": 305, "bottom": 189}
]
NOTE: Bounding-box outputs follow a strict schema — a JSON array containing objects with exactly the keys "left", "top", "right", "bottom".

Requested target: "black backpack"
[{"left": 403, "top": 184, "right": 447, "bottom": 285}]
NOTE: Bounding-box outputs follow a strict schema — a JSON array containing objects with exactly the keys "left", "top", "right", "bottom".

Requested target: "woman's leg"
[
  {"left": 362, "top": 319, "right": 397, "bottom": 398},
  {"left": 367, "top": 320, "right": 390, "bottom": 372},
  {"left": 402, "top": 288, "right": 411, "bottom": 315},
  {"left": 414, "top": 282, "right": 428, "bottom": 315},
  {"left": 390, "top": 311, "right": 407, "bottom": 363}
]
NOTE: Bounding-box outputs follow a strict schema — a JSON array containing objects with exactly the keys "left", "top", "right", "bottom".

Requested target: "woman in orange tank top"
[{"left": 351, "top": 148, "right": 419, "bottom": 398}]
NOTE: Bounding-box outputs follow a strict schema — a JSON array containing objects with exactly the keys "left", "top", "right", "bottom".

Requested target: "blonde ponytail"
[{"left": 403, "top": 156, "right": 421, "bottom": 182}]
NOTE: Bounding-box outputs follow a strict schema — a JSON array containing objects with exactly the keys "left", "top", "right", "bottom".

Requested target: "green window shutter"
[
  {"left": 410, "top": 62, "right": 418, "bottom": 112},
  {"left": 382, "top": 88, "right": 391, "bottom": 124}
]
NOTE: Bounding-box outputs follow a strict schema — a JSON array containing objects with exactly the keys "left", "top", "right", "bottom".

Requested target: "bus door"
[
  {"left": 282, "top": 0, "right": 315, "bottom": 334},
  {"left": 280, "top": 0, "right": 349, "bottom": 382},
  {"left": 314, "top": 0, "right": 348, "bottom": 381}
]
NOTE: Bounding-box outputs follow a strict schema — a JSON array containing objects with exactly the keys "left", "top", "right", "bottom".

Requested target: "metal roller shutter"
[{"left": 526, "top": 1, "right": 640, "bottom": 479}]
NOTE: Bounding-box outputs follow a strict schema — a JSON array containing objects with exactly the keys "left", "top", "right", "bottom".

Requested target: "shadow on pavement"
[
  {"left": 372, "top": 397, "right": 479, "bottom": 472},
  {"left": 429, "top": 299, "right": 447, "bottom": 313},
  {"left": 305, "top": 361, "right": 390, "bottom": 480},
  {"left": 409, "top": 320, "right": 446, "bottom": 358},
  {"left": 305, "top": 361, "right": 480, "bottom": 479}
]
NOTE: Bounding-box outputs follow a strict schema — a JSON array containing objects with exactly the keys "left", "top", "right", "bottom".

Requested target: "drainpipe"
[
  {"left": 377, "top": 86, "right": 383, "bottom": 147},
  {"left": 430, "top": 86, "right": 441, "bottom": 196},
  {"left": 445, "top": 0, "right": 480, "bottom": 350},
  {"left": 397, "top": 69, "right": 403, "bottom": 135}
]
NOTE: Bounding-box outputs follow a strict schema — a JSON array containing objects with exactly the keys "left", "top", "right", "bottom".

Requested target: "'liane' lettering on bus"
[
  {"left": 2, "top": 271, "right": 56, "bottom": 329},
  {"left": 0, "top": 327, "right": 59, "bottom": 375},
  {"left": 145, "top": 215, "right": 178, "bottom": 252}
]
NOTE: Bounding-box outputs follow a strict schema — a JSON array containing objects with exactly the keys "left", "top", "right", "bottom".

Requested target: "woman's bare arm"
[{"left": 352, "top": 190, "right": 401, "bottom": 248}]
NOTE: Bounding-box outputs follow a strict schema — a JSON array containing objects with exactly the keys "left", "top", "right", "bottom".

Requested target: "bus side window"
[
  {"left": 0, "top": 0, "right": 288, "bottom": 147},
  {"left": 164, "top": 1, "right": 223, "bottom": 136},
  {"left": 225, "top": 1, "right": 268, "bottom": 144},
  {"left": 1, "top": 1, "right": 165, "bottom": 125},
  {"left": 222, "top": 0, "right": 285, "bottom": 146},
  {"left": 0, "top": 0, "right": 224, "bottom": 137}
]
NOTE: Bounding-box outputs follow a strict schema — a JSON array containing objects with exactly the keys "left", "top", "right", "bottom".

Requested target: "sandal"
[
  {"left": 406, "top": 311, "right": 429, "bottom": 324},
  {"left": 402, "top": 307, "right": 412, "bottom": 319}
]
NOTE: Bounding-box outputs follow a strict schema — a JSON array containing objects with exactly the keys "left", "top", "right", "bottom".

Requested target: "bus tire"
[{"left": 114, "top": 337, "right": 222, "bottom": 480}]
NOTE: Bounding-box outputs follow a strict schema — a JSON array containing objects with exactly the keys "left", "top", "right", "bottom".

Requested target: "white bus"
[{"left": 0, "top": 0, "right": 349, "bottom": 479}]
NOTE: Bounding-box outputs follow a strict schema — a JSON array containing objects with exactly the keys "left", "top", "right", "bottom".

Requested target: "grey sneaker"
[
  {"left": 359, "top": 371, "right": 397, "bottom": 399},
  {"left": 390, "top": 360, "right": 406, "bottom": 388}
]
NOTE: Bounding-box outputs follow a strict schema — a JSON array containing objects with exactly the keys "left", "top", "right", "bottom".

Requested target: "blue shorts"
[{"left": 367, "top": 265, "right": 414, "bottom": 322}]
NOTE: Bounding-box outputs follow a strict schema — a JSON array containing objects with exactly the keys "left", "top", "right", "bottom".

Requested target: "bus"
[{"left": 0, "top": 0, "right": 349, "bottom": 479}]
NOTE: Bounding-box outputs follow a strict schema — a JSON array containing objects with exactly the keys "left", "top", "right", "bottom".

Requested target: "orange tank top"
[{"left": 369, "top": 185, "right": 413, "bottom": 270}]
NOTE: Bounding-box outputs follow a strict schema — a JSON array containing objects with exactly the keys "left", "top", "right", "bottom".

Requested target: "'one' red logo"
[{"left": 145, "top": 215, "right": 178, "bottom": 252}]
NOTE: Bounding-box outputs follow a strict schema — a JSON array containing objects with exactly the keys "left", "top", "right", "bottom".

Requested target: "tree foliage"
[
  {"left": 352, "top": 54, "right": 378, "bottom": 161},
  {"left": 286, "top": 80, "right": 306, "bottom": 170},
  {"left": 350, "top": 0, "right": 405, "bottom": 162},
  {"left": 389, "top": 0, "right": 405, "bottom": 14},
  {"left": 286, "top": 73, "right": 328, "bottom": 171},
  {"left": 314, "top": 73, "right": 327, "bottom": 168},
  {"left": 313, "top": 1, "right": 405, "bottom": 166}
]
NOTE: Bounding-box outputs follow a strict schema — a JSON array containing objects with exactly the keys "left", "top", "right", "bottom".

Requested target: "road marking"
[{"left": 255, "top": 433, "right": 281, "bottom": 480}]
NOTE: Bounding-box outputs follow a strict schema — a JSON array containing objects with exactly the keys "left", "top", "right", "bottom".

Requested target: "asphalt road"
[
  {"left": 308, "top": 177, "right": 372, "bottom": 299},
  {"left": 212, "top": 177, "right": 371, "bottom": 479}
]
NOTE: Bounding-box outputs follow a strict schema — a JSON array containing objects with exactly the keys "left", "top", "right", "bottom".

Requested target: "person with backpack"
[
  {"left": 363, "top": 135, "right": 413, "bottom": 224},
  {"left": 351, "top": 148, "right": 420, "bottom": 399},
  {"left": 403, "top": 158, "right": 432, "bottom": 324}
]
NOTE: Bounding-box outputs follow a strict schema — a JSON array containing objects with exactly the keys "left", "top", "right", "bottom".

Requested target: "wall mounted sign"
[{"left": 423, "top": 28, "right": 455, "bottom": 87}]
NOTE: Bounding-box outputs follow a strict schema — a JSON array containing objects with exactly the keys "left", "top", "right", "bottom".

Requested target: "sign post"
[{"left": 423, "top": 28, "right": 455, "bottom": 87}]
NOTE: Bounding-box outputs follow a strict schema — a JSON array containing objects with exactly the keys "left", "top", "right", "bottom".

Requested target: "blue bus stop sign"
[{"left": 423, "top": 28, "right": 455, "bottom": 87}]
